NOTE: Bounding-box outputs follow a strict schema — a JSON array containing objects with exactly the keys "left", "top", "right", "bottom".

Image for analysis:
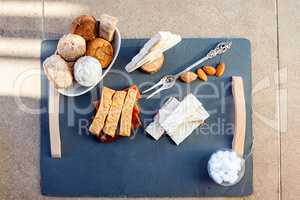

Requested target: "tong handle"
[
  {"left": 175, "top": 41, "right": 232, "bottom": 77},
  {"left": 48, "top": 83, "right": 61, "bottom": 158},
  {"left": 232, "top": 76, "right": 246, "bottom": 157},
  {"left": 174, "top": 56, "right": 208, "bottom": 77},
  {"left": 146, "top": 84, "right": 169, "bottom": 99}
]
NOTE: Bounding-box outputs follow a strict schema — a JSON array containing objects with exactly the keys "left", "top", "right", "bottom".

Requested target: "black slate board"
[{"left": 40, "top": 38, "right": 253, "bottom": 197}]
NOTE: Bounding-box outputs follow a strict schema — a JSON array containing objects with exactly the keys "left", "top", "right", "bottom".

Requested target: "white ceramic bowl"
[{"left": 56, "top": 27, "right": 121, "bottom": 97}]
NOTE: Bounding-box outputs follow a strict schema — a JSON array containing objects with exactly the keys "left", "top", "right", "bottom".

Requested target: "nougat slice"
[
  {"left": 89, "top": 87, "right": 115, "bottom": 135},
  {"left": 119, "top": 88, "right": 138, "bottom": 136},
  {"left": 102, "top": 91, "right": 127, "bottom": 137}
]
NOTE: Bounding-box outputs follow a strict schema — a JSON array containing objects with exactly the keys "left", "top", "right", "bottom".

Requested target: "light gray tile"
[
  {"left": 0, "top": 1, "right": 43, "bottom": 38},
  {"left": 0, "top": 0, "right": 43, "bottom": 199},
  {"left": 278, "top": 0, "right": 300, "bottom": 200}
]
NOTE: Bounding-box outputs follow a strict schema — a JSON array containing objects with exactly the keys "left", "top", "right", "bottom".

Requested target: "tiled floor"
[{"left": 0, "top": 0, "right": 298, "bottom": 199}]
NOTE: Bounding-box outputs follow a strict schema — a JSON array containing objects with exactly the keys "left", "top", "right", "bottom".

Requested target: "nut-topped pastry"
[
  {"left": 57, "top": 33, "right": 86, "bottom": 62},
  {"left": 70, "top": 15, "right": 97, "bottom": 41},
  {"left": 86, "top": 38, "right": 113, "bottom": 69}
]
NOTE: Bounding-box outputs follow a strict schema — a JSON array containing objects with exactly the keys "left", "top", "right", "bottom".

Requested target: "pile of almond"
[{"left": 180, "top": 62, "right": 225, "bottom": 83}]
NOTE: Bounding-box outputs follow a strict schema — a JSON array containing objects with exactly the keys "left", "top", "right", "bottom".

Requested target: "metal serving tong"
[{"left": 142, "top": 41, "right": 232, "bottom": 99}]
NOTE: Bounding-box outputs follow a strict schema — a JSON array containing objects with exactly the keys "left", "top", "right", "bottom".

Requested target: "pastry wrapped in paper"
[
  {"left": 140, "top": 42, "right": 164, "bottom": 73},
  {"left": 125, "top": 31, "right": 181, "bottom": 72},
  {"left": 136, "top": 33, "right": 181, "bottom": 67},
  {"left": 99, "top": 14, "right": 118, "bottom": 42}
]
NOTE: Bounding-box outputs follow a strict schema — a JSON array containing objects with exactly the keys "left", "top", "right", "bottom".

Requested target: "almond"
[
  {"left": 197, "top": 68, "right": 207, "bottom": 81},
  {"left": 216, "top": 62, "right": 225, "bottom": 77},
  {"left": 203, "top": 65, "right": 216, "bottom": 76},
  {"left": 180, "top": 72, "right": 197, "bottom": 83}
]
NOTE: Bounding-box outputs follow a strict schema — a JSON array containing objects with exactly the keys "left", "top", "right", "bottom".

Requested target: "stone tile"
[
  {"left": 0, "top": 0, "right": 43, "bottom": 199},
  {"left": 0, "top": 1, "right": 43, "bottom": 38},
  {"left": 0, "top": 96, "right": 40, "bottom": 200},
  {"left": 0, "top": 57, "right": 42, "bottom": 200},
  {"left": 0, "top": 0, "right": 279, "bottom": 199},
  {"left": 43, "top": 0, "right": 90, "bottom": 39},
  {"left": 278, "top": 0, "right": 300, "bottom": 200}
]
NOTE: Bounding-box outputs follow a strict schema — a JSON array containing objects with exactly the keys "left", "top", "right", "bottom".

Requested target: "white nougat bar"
[
  {"left": 145, "top": 97, "right": 180, "bottom": 140},
  {"left": 89, "top": 87, "right": 115, "bottom": 135},
  {"left": 161, "top": 94, "right": 209, "bottom": 145}
]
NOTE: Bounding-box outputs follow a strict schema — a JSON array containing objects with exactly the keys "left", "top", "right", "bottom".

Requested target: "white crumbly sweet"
[
  {"left": 43, "top": 54, "right": 73, "bottom": 89},
  {"left": 208, "top": 150, "right": 244, "bottom": 185},
  {"left": 74, "top": 56, "right": 102, "bottom": 87},
  {"left": 125, "top": 31, "right": 181, "bottom": 72},
  {"left": 145, "top": 97, "right": 180, "bottom": 140},
  {"left": 168, "top": 121, "right": 202, "bottom": 145},
  {"left": 160, "top": 94, "right": 209, "bottom": 145},
  {"left": 145, "top": 94, "right": 209, "bottom": 145},
  {"left": 161, "top": 94, "right": 209, "bottom": 134}
]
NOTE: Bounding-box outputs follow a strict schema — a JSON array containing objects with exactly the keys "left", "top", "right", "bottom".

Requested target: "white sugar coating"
[
  {"left": 211, "top": 172, "right": 223, "bottom": 184},
  {"left": 229, "top": 151, "right": 238, "bottom": 160},
  {"left": 208, "top": 150, "right": 244, "bottom": 185},
  {"left": 74, "top": 56, "right": 102, "bottom": 87},
  {"left": 223, "top": 174, "right": 231, "bottom": 182},
  {"left": 222, "top": 158, "right": 232, "bottom": 171},
  {"left": 209, "top": 160, "right": 222, "bottom": 171},
  {"left": 228, "top": 171, "right": 237, "bottom": 179},
  {"left": 231, "top": 161, "right": 242, "bottom": 171},
  {"left": 210, "top": 155, "right": 218, "bottom": 163},
  {"left": 223, "top": 151, "right": 231, "bottom": 158},
  {"left": 218, "top": 170, "right": 225, "bottom": 178},
  {"left": 215, "top": 151, "right": 224, "bottom": 158}
]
